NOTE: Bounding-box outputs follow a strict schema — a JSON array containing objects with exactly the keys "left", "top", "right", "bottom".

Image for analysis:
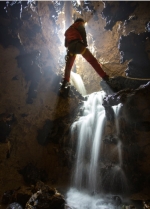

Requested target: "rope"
[{"left": 102, "top": 64, "right": 150, "bottom": 81}]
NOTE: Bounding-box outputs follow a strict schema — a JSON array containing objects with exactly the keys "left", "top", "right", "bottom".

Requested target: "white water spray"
[{"left": 66, "top": 188, "right": 116, "bottom": 209}]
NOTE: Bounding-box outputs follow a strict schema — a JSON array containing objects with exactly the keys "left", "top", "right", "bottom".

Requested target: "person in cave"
[{"left": 62, "top": 18, "right": 109, "bottom": 87}]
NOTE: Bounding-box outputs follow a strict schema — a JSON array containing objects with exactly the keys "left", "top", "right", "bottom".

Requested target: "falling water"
[
  {"left": 72, "top": 91, "right": 105, "bottom": 192},
  {"left": 70, "top": 72, "right": 87, "bottom": 96},
  {"left": 113, "top": 104, "right": 123, "bottom": 166},
  {"left": 66, "top": 92, "right": 128, "bottom": 208}
]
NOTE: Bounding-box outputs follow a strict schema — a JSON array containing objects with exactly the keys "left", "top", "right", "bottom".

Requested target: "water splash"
[{"left": 66, "top": 188, "right": 117, "bottom": 209}]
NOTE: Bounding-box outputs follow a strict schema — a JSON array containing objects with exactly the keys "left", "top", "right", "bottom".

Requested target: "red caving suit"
[{"left": 64, "top": 21, "right": 107, "bottom": 82}]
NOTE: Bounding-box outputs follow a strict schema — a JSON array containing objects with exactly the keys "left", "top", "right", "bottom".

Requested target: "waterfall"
[
  {"left": 70, "top": 72, "right": 87, "bottom": 96},
  {"left": 113, "top": 104, "right": 123, "bottom": 166},
  {"left": 72, "top": 91, "right": 106, "bottom": 192},
  {"left": 66, "top": 92, "right": 128, "bottom": 209}
]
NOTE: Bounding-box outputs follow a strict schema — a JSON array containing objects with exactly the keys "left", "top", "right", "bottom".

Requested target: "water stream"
[
  {"left": 70, "top": 72, "right": 87, "bottom": 96},
  {"left": 113, "top": 104, "right": 123, "bottom": 167},
  {"left": 66, "top": 91, "right": 128, "bottom": 209},
  {"left": 72, "top": 91, "right": 105, "bottom": 193}
]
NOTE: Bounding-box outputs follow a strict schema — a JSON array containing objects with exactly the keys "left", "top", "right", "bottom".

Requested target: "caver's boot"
[
  {"left": 58, "top": 79, "right": 70, "bottom": 98},
  {"left": 60, "top": 79, "right": 69, "bottom": 88},
  {"left": 102, "top": 74, "right": 109, "bottom": 81},
  {"left": 100, "top": 75, "right": 110, "bottom": 87}
]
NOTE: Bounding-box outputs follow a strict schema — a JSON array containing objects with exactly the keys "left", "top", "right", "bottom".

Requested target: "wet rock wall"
[{"left": 102, "top": 82, "right": 150, "bottom": 198}]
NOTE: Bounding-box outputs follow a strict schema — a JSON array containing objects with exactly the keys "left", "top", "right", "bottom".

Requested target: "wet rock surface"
[
  {"left": 37, "top": 97, "right": 83, "bottom": 146},
  {"left": 2, "top": 187, "right": 32, "bottom": 207},
  {"left": 58, "top": 81, "right": 85, "bottom": 100},
  {"left": 102, "top": 80, "right": 150, "bottom": 108},
  {"left": 25, "top": 181, "right": 66, "bottom": 209},
  {"left": 6, "top": 202, "right": 23, "bottom": 209},
  {"left": 101, "top": 76, "right": 150, "bottom": 95},
  {"left": 103, "top": 134, "right": 118, "bottom": 145},
  {"left": 2, "top": 190, "right": 19, "bottom": 205},
  {"left": 1, "top": 182, "right": 65, "bottom": 209}
]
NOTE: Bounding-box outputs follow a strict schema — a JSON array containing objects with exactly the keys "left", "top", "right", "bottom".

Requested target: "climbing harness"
[{"left": 81, "top": 47, "right": 86, "bottom": 55}]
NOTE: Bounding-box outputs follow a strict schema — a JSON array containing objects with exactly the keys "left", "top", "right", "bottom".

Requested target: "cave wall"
[
  {"left": 102, "top": 82, "right": 150, "bottom": 198},
  {"left": 73, "top": 1, "right": 150, "bottom": 93},
  {"left": 0, "top": 1, "right": 79, "bottom": 196}
]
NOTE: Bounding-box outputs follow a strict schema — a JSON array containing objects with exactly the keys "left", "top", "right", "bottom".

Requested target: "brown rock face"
[{"left": 102, "top": 82, "right": 150, "bottom": 196}]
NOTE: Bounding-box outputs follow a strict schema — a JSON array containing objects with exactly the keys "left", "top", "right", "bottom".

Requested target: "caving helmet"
[{"left": 74, "top": 18, "right": 85, "bottom": 23}]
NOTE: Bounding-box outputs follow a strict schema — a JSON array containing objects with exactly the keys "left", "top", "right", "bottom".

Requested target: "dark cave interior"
[{"left": 0, "top": 1, "right": 150, "bottom": 209}]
